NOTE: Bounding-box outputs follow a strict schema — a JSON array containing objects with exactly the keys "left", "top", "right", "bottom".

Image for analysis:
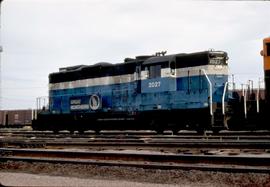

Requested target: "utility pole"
[
  {"left": 232, "top": 74, "right": 235, "bottom": 91},
  {"left": 0, "top": 0, "right": 3, "bottom": 110}
]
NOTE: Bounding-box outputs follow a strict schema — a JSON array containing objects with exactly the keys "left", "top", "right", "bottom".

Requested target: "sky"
[{"left": 1, "top": 0, "right": 270, "bottom": 109}]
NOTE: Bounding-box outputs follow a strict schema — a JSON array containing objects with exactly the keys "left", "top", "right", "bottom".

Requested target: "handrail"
[
  {"left": 256, "top": 86, "right": 260, "bottom": 113},
  {"left": 222, "top": 82, "right": 228, "bottom": 115},
  {"left": 243, "top": 87, "right": 247, "bottom": 119},
  {"left": 32, "top": 109, "right": 35, "bottom": 120},
  {"left": 36, "top": 96, "right": 49, "bottom": 111},
  {"left": 201, "top": 69, "right": 213, "bottom": 116},
  {"left": 256, "top": 79, "right": 261, "bottom": 113}
]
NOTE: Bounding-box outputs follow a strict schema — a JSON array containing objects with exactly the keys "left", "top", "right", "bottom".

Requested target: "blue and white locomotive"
[{"left": 33, "top": 50, "right": 229, "bottom": 133}]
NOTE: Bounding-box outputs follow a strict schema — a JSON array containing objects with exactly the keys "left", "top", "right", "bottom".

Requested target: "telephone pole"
[{"left": 0, "top": 0, "right": 3, "bottom": 110}]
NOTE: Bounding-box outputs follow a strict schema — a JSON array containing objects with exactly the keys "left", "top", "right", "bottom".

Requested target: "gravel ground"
[
  {"left": 0, "top": 161, "right": 270, "bottom": 186},
  {"left": 0, "top": 172, "right": 180, "bottom": 187}
]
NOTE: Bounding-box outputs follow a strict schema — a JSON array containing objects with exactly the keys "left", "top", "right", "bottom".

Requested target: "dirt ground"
[{"left": 0, "top": 161, "right": 270, "bottom": 186}]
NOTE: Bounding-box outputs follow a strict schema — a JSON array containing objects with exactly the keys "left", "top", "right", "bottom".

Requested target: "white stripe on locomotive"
[{"left": 49, "top": 65, "right": 228, "bottom": 91}]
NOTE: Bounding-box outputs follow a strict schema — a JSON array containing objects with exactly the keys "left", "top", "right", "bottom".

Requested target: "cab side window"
[
  {"left": 267, "top": 43, "right": 270, "bottom": 56},
  {"left": 170, "top": 61, "right": 176, "bottom": 75},
  {"left": 149, "top": 65, "right": 161, "bottom": 79}
]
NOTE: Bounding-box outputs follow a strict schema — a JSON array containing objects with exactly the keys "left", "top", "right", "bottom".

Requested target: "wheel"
[
  {"left": 69, "top": 130, "right": 74, "bottom": 134},
  {"left": 196, "top": 128, "right": 205, "bottom": 135},
  {"left": 95, "top": 129, "right": 100, "bottom": 134},
  {"left": 78, "top": 130, "right": 85, "bottom": 134},
  {"left": 150, "top": 119, "right": 164, "bottom": 135},
  {"left": 212, "top": 129, "right": 220, "bottom": 134},
  {"left": 53, "top": 130, "right": 59, "bottom": 134},
  {"left": 156, "top": 129, "right": 164, "bottom": 135},
  {"left": 172, "top": 129, "right": 179, "bottom": 135}
]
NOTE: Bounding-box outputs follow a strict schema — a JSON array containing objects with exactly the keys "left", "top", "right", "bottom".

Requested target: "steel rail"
[
  {"left": 1, "top": 148, "right": 270, "bottom": 173},
  {"left": 2, "top": 129, "right": 270, "bottom": 136},
  {"left": 2, "top": 138, "right": 270, "bottom": 149},
  {"left": 1, "top": 157, "right": 270, "bottom": 173},
  {"left": 2, "top": 131, "right": 270, "bottom": 140},
  {"left": 3, "top": 134, "right": 270, "bottom": 141}
]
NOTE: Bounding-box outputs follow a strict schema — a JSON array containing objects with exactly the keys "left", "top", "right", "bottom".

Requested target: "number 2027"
[{"left": 148, "top": 81, "right": 161, "bottom": 88}]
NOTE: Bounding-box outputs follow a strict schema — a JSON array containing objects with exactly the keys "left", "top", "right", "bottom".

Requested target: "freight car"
[
  {"left": 32, "top": 50, "right": 230, "bottom": 133},
  {"left": 0, "top": 109, "right": 33, "bottom": 128}
]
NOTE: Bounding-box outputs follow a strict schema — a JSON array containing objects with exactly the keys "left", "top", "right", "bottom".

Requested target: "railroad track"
[
  {"left": 1, "top": 148, "right": 270, "bottom": 173},
  {"left": 1, "top": 129, "right": 270, "bottom": 174},
  {"left": 2, "top": 139, "right": 270, "bottom": 149},
  {"left": 2, "top": 130, "right": 270, "bottom": 151},
  {"left": 2, "top": 129, "right": 270, "bottom": 141},
  {"left": 1, "top": 136, "right": 270, "bottom": 165},
  {"left": 1, "top": 129, "right": 270, "bottom": 136}
]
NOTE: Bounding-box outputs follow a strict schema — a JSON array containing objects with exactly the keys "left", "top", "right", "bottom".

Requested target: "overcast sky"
[{"left": 1, "top": 0, "right": 270, "bottom": 109}]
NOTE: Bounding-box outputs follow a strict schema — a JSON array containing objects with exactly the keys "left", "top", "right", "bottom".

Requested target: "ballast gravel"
[{"left": 0, "top": 161, "right": 270, "bottom": 186}]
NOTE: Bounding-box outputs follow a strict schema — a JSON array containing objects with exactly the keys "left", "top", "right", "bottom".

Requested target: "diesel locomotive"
[{"left": 32, "top": 50, "right": 230, "bottom": 133}]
